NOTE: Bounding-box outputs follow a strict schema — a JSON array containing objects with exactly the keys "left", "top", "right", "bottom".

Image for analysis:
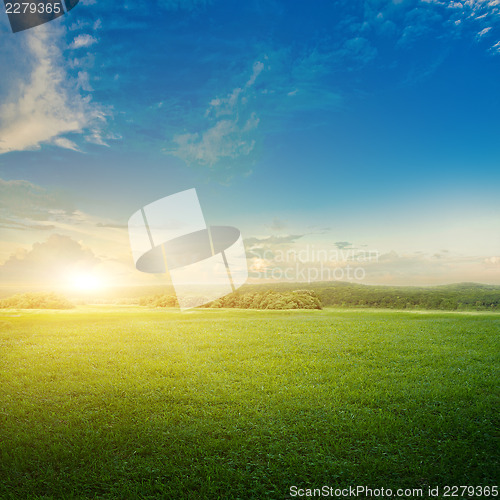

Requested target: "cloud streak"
[
  {"left": 0, "top": 178, "right": 73, "bottom": 223},
  {"left": 0, "top": 27, "right": 108, "bottom": 155},
  {"left": 169, "top": 61, "right": 264, "bottom": 175},
  {"left": 0, "top": 176, "right": 132, "bottom": 267},
  {"left": 70, "top": 33, "right": 98, "bottom": 49}
]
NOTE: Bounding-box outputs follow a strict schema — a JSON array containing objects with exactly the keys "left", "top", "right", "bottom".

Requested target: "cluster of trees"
[
  {"left": 139, "top": 294, "right": 178, "bottom": 308},
  {"left": 139, "top": 290, "right": 322, "bottom": 310},
  {"left": 137, "top": 282, "right": 499, "bottom": 311},
  {"left": 204, "top": 290, "right": 322, "bottom": 310},
  {"left": 0, "top": 292, "right": 75, "bottom": 309}
]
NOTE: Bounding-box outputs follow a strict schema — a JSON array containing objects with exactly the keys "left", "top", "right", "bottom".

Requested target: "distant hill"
[
  {"left": 313, "top": 282, "right": 500, "bottom": 310},
  {"left": 237, "top": 282, "right": 500, "bottom": 311},
  {"left": 133, "top": 281, "right": 500, "bottom": 311},
  {"left": 0, "top": 282, "right": 498, "bottom": 311}
]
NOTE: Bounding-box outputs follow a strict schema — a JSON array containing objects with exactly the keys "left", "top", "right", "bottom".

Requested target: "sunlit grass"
[{"left": 0, "top": 308, "right": 498, "bottom": 499}]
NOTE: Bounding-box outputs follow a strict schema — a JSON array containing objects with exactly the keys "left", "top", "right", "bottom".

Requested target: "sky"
[{"left": 0, "top": 0, "right": 499, "bottom": 290}]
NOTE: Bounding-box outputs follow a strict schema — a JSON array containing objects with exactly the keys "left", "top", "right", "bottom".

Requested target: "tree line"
[
  {"left": 314, "top": 282, "right": 500, "bottom": 310},
  {"left": 1, "top": 282, "right": 499, "bottom": 310},
  {"left": 140, "top": 290, "right": 322, "bottom": 310},
  {"left": 0, "top": 292, "right": 75, "bottom": 309}
]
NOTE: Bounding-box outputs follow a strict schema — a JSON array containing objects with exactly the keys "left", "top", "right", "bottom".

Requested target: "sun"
[{"left": 71, "top": 272, "right": 103, "bottom": 292}]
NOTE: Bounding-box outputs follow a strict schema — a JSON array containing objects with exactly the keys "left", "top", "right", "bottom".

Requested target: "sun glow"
[{"left": 71, "top": 272, "right": 103, "bottom": 291}]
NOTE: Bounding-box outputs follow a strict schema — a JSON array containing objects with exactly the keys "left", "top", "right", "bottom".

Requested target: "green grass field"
[{"left": 0, "top": 307, "right": 498, "bottom": 499}]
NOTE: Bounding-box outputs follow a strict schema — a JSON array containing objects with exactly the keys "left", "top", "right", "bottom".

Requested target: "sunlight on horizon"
[{"left": 69, "top": 272, "right": 104, "bottom": 292}]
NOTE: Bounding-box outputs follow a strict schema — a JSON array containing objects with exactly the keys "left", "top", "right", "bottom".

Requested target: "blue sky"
[{"left": 0, "top": 0, "right": 499, "bottom": 287}]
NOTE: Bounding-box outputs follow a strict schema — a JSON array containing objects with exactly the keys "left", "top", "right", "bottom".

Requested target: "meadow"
[{"left": 0, "top": 307, "right": 498, "bottom": 499}]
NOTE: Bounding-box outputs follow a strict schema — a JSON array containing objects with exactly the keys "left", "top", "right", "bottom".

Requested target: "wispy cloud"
[
  {"left": 418, "top": 0, "right": 500, "bottom": 52},
  {"left": 70, "top": 33, "right": 98, "bottom": 49},
  {"left": 0, "top": 178, "right": 73, "bottom": 223},
  {"left": 490, "top": 40, "right": 500, "bottom": 52},
  {"left": 360, "top": 0, "right": 500, "bottom": 56},
  {"left": 335, "top": 242, "right": 354, "bottom": 250},
  {"left": 246, "top": 235, "right": 500, "bottom": 285},
  {"left": 360, "top": 250, "right": 500, "bottom": 285},
  {"left": 0, "top": 176, "right": 130, "bottom": 259},
  {"left": 0, "top": 27, "right": 108, "bottom": 155},
  {"left": 169, "top": 61, "right": 264, "bottom": 175},
  {"left": 245, "top": 234, "right": 306, "bottom": 248},
  {"left": 477, "top": 26, "right": 493, "bottom": 36}
]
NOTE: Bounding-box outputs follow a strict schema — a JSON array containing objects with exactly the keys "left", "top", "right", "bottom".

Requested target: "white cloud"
[
  {"left": 427, "top": 0, "right": 500, "bottom": 48},
  {"left": 484, "top": 256, "right": 500, "bottom": 266},
  {"left": 0, "top": 176, "right": 137, "bottom": 283},
  {"left": 0, "top": 176, "right": 124, "bottom": 241},
  {"left": 206, "top": 61, "right": 264, "bottom": 119},
  {"left": 359, "top": 250, "right": 500, "bottom": 285},
  {"left": 170, "top": 61, "right": 263, "bottom": 172},
  {"left": 173, "top": 115, "right": 259, "bottom": 167},
  {"left": 70, "top": 34, "right": 98, "bottom": 49},
  {"left": 375, "top": 0, "right": 500, "bottom": 53},
  {"left": 0, "top": 234, "right": 100, "bottom": 284},
  {"left": 0, "top": 231, "right": 159, "bottom": 287},
  {"left": 77, "top": 71, "right": 93, "bottom": 91},
  {"left": 52, "top": 137, "right": 80, "bottom": 151},
  {"left": 246, "top": 61, "right": 264, "bottom": 87},
  {"left": 0, "top": 28, "right": 107, "bottom": 154},
  {"left": 0, "top": 178, "right": 73, "bottom": 222},
  {"left": 477, "top": 26, "right": 492, "bottom": 35},
  {"left": 245, "top": 233, "right": 500, "bottom": 285}
]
